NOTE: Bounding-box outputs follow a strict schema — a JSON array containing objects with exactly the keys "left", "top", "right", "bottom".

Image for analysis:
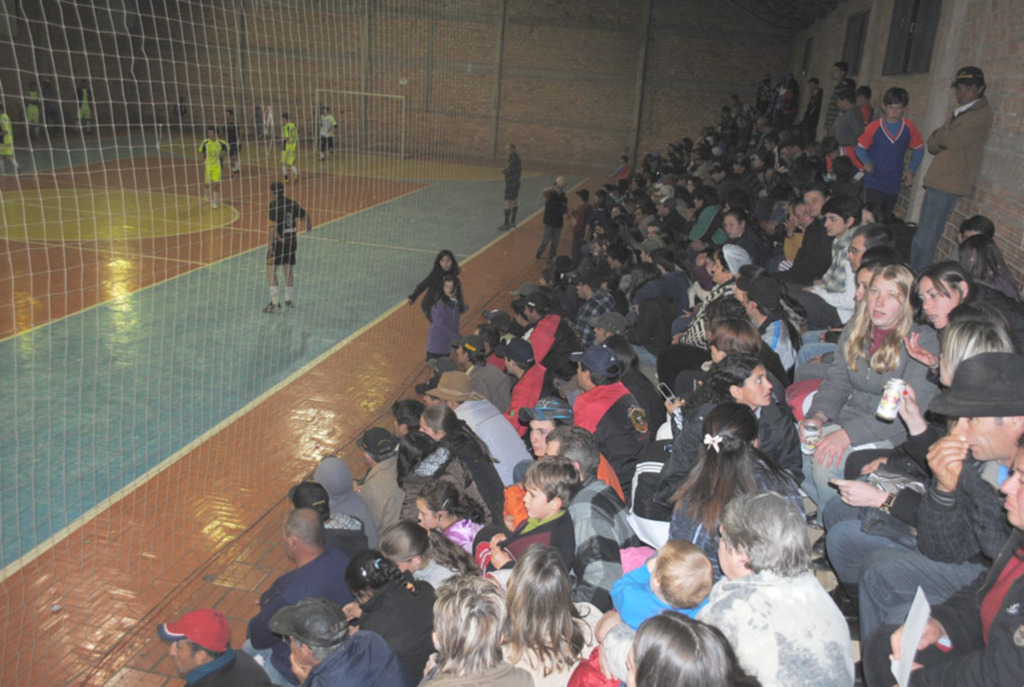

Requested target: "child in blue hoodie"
[{"left": 610, "top": 540, "right": 713, "bottom": 629}]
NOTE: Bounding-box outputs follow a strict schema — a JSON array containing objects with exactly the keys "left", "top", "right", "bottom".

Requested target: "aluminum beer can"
[
  {"left": 801, "top": 418, "right": 822, "bottom": 455},
  {"left": 876, "top": 378, "right": 906, "bottom": 421}
]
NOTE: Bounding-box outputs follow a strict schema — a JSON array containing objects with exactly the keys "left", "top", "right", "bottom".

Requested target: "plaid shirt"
[
  {"left": 820, "top": 230, "right": 854, "bottom": 293},
  {"left": 575, "top": 289, "right": 616, "bottom": 349},
  {"left": 569, "top": 478, "right": 642, "bottom": 612}
]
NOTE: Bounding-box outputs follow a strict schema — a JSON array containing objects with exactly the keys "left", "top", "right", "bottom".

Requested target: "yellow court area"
[
  {"left": 1, "top": 189, "right": 240, "bottom": 242},
  {"left": 157, "top": 135, "right": 539, "bottom": 181}
]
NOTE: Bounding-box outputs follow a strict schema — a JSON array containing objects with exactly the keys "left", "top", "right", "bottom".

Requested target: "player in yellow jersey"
[
  {"left": 0, "top": 103, "right": 18, "bottom": 175},
  {"left": 25, "top": 82, "right": 42, "bottom": 140},
  {"left": 280, "top": 112, "right": 298, "bottom": 182},
  {"left": 198, "top": 125, "right": 227, "bottom": 208}
]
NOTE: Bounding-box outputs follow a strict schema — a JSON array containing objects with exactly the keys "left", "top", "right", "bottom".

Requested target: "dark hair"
[
  {"left": 722, "top": 188, "right": 752, "bottom": 213},
  {"left": 833, "top": 61, "right": 849, "bottom": 73},
  {"left": 851, "top": 223, "right": 895, "bottom": 251},
  {"left": 602, "top": 334, "right": 638, "bottom": 371},
  {"left": 671, "top": 402, "right": 784, "bottom": 531},
  {"left": 819, "top": 136, "right": 839, "bottom": 155},
  {"left": 396, "top": 430, "right": 439, "bottom": 488},
  {"left": 419, "top": 480, "right": 487, "bottom": 524},
  {"left": 632, "top": 612, "right": 761, "bottom": 687},
  {"left": 694, "top": 185, "right": 720, "bottom": 207},
  {"left": 858, "top": 246, "right": 902, "bottom": 273},
  {"left": 576, "top": 188, "right": 590, "bottom": 202},
  {"left": 344, "top": 549, "right": 405, "bottom": 598},
  {"left": 702, "top": 295, "right": 748, "bottom": 328},
  {"left": 910, "top": 261, "right": 975, "bottom": 325},
  {"left": 856, "top": 85, "right": 872, "bottom": 100},
  {"left": 959, "top": 215, "right": 995, "bottom": 239},
  {"left": 830, "top": 156, "right": 856, "bottom": 183},
  {"left": 379, "top": 520, "right": 478, "bottom": 575},
  {"left": 959, "top": 235, "right": 1016, "bottom": 295},
  {"left": 709, "top": 318, "right": 762, "bottom": 355},
  {"left": 820, "top": 195, "right": 862, "bottom": 222},
  {"left": 476, "top": 323, "right": 500, "bottom": 352},
  {"left": 607, "top": 242, "right": 632, "bottom": 265},
  {"left": 420, "top": 404, "right": 496, "bottom": 466},
  {"left": 882, "top": 87, "right": 909, "bottom": 108},
  {"left": 392, "top": 399, "right": 424, "bottom": 432},
  {"left": 686, "top": 353, "right": 764, "bottom": 409},
  {"left": 835, "top": 88, "right": 856, "bottom": 104},
  {"left": 801, "top": 178, "right": 830, "bottom": 198}
]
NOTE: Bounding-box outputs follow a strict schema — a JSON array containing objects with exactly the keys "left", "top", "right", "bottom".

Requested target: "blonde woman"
[
  {"left": 503, "top": 546, "right": 599, "bottom": 687},
  {"left": 422, "top": 575, "right": 532, "bottom": 687},
  {"left": 800, "top": 264, "right": 941, "bottom": 513}
]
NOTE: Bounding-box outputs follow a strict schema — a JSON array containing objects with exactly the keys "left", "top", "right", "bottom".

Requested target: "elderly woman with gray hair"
[{"left": 600, "top": 491, "right": 853, "bottom": 687}]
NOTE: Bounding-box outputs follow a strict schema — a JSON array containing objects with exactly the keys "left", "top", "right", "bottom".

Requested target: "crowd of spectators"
[{"left": 154, "top": 62, "right": 1024, "bottom": 687}]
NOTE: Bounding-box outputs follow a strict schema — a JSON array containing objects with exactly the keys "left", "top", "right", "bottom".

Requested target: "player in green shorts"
[
  {"left": 0, "top": 103, "right": 18, "bottom": 175},
  {"left": 199, "top": 126, "right": 227, "bottom": 208},
  {"left": 77, "top": 80, "right": 92, "bottom": 134},
  {"left": 280, "top": 112, "right": 298, "bottom": 182},
  {"left": 25, "top": 82, "right": 42, "bottom": 140}
]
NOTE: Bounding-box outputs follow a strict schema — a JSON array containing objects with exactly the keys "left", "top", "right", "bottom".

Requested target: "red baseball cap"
[{"left": 158, "top": 608, "right": 231, "bottom": 653}]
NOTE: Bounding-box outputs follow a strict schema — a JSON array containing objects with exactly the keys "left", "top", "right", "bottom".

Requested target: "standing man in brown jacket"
[{"left": 911, "top": 66, "right": 993, "bottom": 271}]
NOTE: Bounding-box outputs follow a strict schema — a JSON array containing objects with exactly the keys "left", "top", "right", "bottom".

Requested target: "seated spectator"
[
  {"left": 699, "top": 492, "right": 854, "bottom": 686},
  {"left": 800, "top": 264, "right": 940, "bottom": 513},
  {"left": 503, "top": 546, "right": 601, "bottom": 686},
  {"left": 788, "top": 195, "right": 861, "bottom": 329},
  {"left": 959, "top": 233, "right": 1020, "bottom": 300},
  {"left": 775, "top": 181, "right": 833, "bottom": 286},
  {"left": 573, "top": 272, "right": 617, "bottom": 349},
  {"left": 269, "top": 597, "right": 405, "bottom": 687},
  {"left": 289, "top": 481, "right": 368, "bottom": 558},
  {"left": 421, "top": 403, "right": 505, "bottom": 520},
  {"left": 610, "top": 540, "right": 712, "bottom": 629},
  {"left": 648, "top": 248, "right": 690, "bottom": 317},
  {"left": 475, "top": 321, "right": 506, "bottom": 372},
  {"left": 355, "top": 428, "right": 404, "bottom": 534},
  {"left": 245, "top": 509, "right": 353, "bottom": 686},
  {"left": 392, "top": 398, "right": 424, "bottom": 437},
  {"left": 624, "top": 264, "right": 674, "bottom": 370},
  {"left": 603, "top": 335, "right": 666, "bottom": 431},
  {"left": 314, "top": 456, "right": 379, "bottom": 548},
  {"left": 589, "top": 311, "right": 627, "bottom": 345},
  {"left": 452, "top": 334, "right": 512, "bottom": 413},
  {"left": 416, "top": 479, "right": 488, "bottom": 554},
  {"left": 735, "top": 272, "right": 797, "bottom": 371},
  {"left": 498, "top": 336, "right": 553, "bottom": 438},
  {"left": 379, "top": 520, "right": 478, "bottom": 590},
  {"left": 426, "top": 371, "right": 531, "bottom": 485},
  {"left": 476, "top": 458, "right": 579, "bottom": 573},
  {"left": 158, "top": 608, "right": 269, "bottom": 685},
  {"left": 957, "top": 213, "right": 995, "bottom": 244},
  {"left": 571, "top": 345, "right": 651, "bottom": 497},
  {"left": 552, "top": 426, "right": 639, "bottom": 611},
  {"left": 667, "top": 403, "right": 802, "bottom": 578},
  {"left": 396, "top": 429, "right": 490, "bottom": 523},
  {"left": 421, "top": 576, "right": 532, "bottom": 687},
  {"left": 342, "top": 551, "right": 436, "bottom": 683},
  {"left": 723, "top": 208, "right": 768, "bottom": 266}
]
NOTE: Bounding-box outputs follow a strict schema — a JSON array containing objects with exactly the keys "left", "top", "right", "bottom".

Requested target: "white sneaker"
[{"left": 212, "top": 201, "right": 219, "bottom": 209}]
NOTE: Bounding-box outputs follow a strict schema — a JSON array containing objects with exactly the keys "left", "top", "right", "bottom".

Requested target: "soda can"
[
  {"left": 801, "top": 418, "right": 822, "bottom": 456},
  {"left": 876, "top": 378, "right": 906, "bottom": 421}
]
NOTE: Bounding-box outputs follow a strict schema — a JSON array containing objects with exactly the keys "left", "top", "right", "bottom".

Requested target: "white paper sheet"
[{"left": 892, "top": 586, "right": 931, "bottom": 687}]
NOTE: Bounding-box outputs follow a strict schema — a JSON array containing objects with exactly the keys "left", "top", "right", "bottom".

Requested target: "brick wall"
[
  {"left": 2, "top": 0, "right": 790, "bottom": 170},
  {"left": 790, "top": 0, "right": 1024, "bottom": 285}
]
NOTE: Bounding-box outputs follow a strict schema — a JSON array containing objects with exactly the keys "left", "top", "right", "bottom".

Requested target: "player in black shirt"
[{"left": 264, "top": 181, "right": 312, "bottom": 312}]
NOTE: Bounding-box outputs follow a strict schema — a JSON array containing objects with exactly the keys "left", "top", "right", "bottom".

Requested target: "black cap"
[
  {"left": 357, "top": 427, "right": 398, "bottom": 456},
  {"left": 952, "top": 66, "right": 985, "bottom": 88},
  {"left": 270, "top": 598, "right": 350, "bottom": 648},
  {"left": 288, "top": 481, "right": 330, "bottom": 520}
]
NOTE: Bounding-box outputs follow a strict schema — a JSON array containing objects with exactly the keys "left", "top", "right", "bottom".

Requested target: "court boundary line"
[
  {"left": 0, "top": 187, "right": 562, "bottom": 582},
  {"left": 0, "top": 183, "right": 429, "bottom": 345}
]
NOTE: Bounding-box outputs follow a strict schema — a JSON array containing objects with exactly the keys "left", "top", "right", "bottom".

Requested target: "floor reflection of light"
[{"left": 104, "top": 259, "right": 139, "bottom": 348}]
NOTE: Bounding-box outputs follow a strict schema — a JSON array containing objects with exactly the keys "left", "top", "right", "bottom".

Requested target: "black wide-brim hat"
[{"left": 929, "top": 352, "right": 1024, "bottom": 418}]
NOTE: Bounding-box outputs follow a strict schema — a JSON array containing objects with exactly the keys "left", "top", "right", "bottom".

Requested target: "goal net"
[
  {"left": 315, "top": 89, "right": 407, "bottom": 158},
  {"left": 0, "top": 0, "right": 539, "bottom": 683}
]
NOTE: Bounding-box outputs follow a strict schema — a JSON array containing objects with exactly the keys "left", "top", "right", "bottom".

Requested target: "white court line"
[{"left": 0, "top": 175, "right": 587, "bottom": 580}]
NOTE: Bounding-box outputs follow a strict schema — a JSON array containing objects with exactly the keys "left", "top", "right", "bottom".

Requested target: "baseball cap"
[
  {"left": 524, "top": 291, "right": 551, "bottom": 313},
  {"left": 951, "top": 66, "right": 985, "bottom": 88},
  {"left": 288, "top": 481, "right": 331, "bottom": 520},
  {"left": 426, "top": 371, "right": 484, "bottom": 402},
  {"left": 452, "top": 334, "right": 484, "bottom": 355},
  {"left": 269, "top": 597, "right": 349, "bottom": 648},
  {"left": 510, "top": 282, "right": 540, "bottom": 297},
  {"left": 357, "top": 427, "right": 398, "bottom": 456},
  {"left": 494, "top": 337, "right": 534, "bottom": 365},
  {"left": 570, "top": 345, "right": 622, "bottom": 378},
  {"left": 158, "top": 609, "right": 231, "bottom": 653},
  {"left": 482, "top": 309, "right": 513, "bottom": 333},
  {"left": 518, "top": 396, "right": 574, "bottom": 423},
  {"left": 588, "top": 311, "right": 627, "bottom": 335}
]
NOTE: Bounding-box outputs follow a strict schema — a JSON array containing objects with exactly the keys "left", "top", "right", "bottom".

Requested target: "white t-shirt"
[{"left": 320, "top": 114, "right": 337, "bottom": 138}]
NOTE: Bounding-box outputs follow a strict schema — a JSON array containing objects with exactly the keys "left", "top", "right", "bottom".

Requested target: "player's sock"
[
  {"left": 282, "top": 165, "right": 288, "bottom": 180},
  {"left": 503, "top": 209, "right": 510, "bottom": 225},
  {"left": 285, "top": 286, "right": 294, "bottom": 305},
  {"left": 510, "top": 207, "right": 518, "bottom": 225},
  {"left": 269, "top": 285, "right": 280, "bottom": 306},
  {"left": 291, "top": 165, "right": 299, "bottom": 180}
]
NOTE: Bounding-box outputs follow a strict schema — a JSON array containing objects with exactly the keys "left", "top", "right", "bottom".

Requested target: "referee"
[{"left": 264, "top": 181, "right": 311, "bottom": 312}]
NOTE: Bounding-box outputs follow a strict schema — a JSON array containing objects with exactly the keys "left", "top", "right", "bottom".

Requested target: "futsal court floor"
[{"left": 0, "top": 132, "right": 587, "bottom": 685}]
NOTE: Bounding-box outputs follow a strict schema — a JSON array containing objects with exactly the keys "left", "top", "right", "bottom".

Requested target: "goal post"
[{"left": 314, "top": 89, "right": 407, "bottom": 158}]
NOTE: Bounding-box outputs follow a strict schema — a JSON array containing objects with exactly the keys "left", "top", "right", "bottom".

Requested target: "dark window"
[
  {"left": 842, "top": 12, "right": 870, "bottom": 76},
  {"left": 802, "top": 37, "right": 814, "bottom": 74},
  {"left": 882, "top": 0, "right": 943, "bottom": 75}
]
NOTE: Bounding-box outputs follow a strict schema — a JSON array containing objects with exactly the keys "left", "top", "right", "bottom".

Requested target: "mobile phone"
[{"left": 658, "top": 382, "right": 676, "bottom": 401}]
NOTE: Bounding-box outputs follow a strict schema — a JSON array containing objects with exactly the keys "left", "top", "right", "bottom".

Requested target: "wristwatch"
[{"left": 879, "top": 492, "right": 896, "bottom": 514}]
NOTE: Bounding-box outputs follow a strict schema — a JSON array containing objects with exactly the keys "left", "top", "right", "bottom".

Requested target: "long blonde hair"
[{"left": 844, "top": 264, "right": 915, "bottom": 373}]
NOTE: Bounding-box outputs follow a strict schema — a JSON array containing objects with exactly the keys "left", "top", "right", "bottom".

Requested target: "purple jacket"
[
  {"left": 445, "top": 518, "right": 485, "bottom": 553},
  {"left": 426, "top": 297, "right": 466, "bottom": 355}
]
